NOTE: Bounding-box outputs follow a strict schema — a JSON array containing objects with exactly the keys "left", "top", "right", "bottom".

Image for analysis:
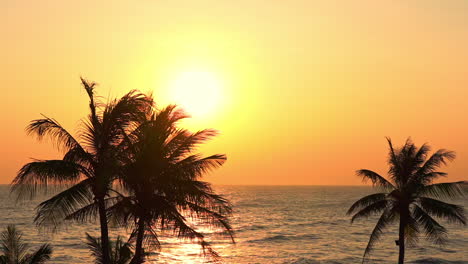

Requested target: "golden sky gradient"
[{"left": 2, "top": 0, "right": 468, "bottom": 185}]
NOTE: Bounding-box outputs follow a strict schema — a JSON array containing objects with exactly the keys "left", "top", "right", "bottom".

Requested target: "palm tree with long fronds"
[
  {"left": 347, "top": 138, "right": 466, "bottom": 264},
  {"left": 11, "top": 78, "right": 152, "bottom": 264},
  {"left": 85, "top": 233, "right": 133, "bottom": 264},
  {"left": 106, "top": 104, "right": 234, "bottom": 264},
  {"left": 0, "top": 225, "right": 52, "bottom": 264}
]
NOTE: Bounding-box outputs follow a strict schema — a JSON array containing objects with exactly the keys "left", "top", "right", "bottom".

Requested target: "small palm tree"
[
  {"left": 347, "top": 138, "right": 466, "bottom": 264},
  {"left": 0, "top": 225, "right": 52, "bottom": 264},
  {"left": 85, "top": 233, "right": 133, "bottom": 264},
  {"left": 11, "top": 78, "right": 151, "bottom": 263},
  {"left": 109, "top": 105, "right": 234, "bottom": 264}
]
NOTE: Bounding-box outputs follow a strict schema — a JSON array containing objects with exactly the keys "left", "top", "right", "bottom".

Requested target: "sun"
[{"left": 167, "top": 69, "right": 223, "bottom": 118}]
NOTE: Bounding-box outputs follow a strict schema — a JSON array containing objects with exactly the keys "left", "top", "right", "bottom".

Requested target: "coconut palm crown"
[
  {"left": 85, "top": 233, "right": 133, "bottom": 264},
  {"left": 11, "top": 78, "right": 152, "bottom": 263},
  {"left": 347, "top": 138, "right": 466, "bottom": 264},
  {"left": 0, "top": 225, "right": 52, "bottom": 264},
  {"left": 108, "top": 105, "right": 234, "bottom": 264}
]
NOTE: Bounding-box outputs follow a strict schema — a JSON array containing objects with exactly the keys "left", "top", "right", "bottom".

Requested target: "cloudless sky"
[{"left": 2, "top": 0, "right": 468, "bottom": 185}]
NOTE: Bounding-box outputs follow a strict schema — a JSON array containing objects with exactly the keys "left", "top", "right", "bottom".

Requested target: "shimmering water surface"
[{"left": 0, "top": 185, "right": 467, "bottom": 263}]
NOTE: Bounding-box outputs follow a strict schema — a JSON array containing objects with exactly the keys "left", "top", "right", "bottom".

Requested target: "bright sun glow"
[{"left": 167, "top": 69, "right": 223, "bottom": 118}]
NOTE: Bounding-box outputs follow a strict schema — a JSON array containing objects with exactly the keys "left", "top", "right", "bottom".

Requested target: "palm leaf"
[
  {"left": 12, "top": 160, "right": 89, "bottom": 200},
  {"left": 362, "top": 207, "right": 397, "bottom": 263},
  {"left": 86, "top": 233, "right": 104, "bottom": 264},
  {"left": 169, "top": 154, "right": 227, "bottom": 181},
  {"left": 350, "top": 200, "right": 389, "bottom": 223},
  {"left": 412, "top": 205, "right": 447, "bottom": 245},
  {"left": 34, "top": 178, "right": 94, "bottom": 229},
  {"left": 26, "top": 116, "right": 83, "bottom": 154},
  {"left": 347, "top": 193, "right": 387, "bottom": 215},
  {"left": 22, "top": 244, "right": 52, "bottom": 264},
  {"left": 1, "top": 225, "right": 28, "bottom": 263},
  {"left": 415, "top": 150, "right": 456, "bottom": 181},
  {"left": 356, "top": 169, "right": 394, "bottom": 190},
  {"left": 165, "top": 129, "right": 218, "bottom": 162},
  {"left": 418, "top": 197, "right": 466, "bottom": 225},
  {"left": 419, "top": 181, "right": 466, "bottom": 199}
]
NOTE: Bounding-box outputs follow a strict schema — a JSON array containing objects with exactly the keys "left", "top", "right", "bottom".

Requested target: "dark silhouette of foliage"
[
  {"left": 85, "top": 233, "right": 133, "bottom": 264},
  {"left": 11, "top": 78, "right": 152, "bottom": 264},
  {"left": 108, "top": 104, "right": 234, "bottom": 264},
  {"left": 0, "top": 225, "right": 52, "bottom": 264},
  {"left": 347, "top": 138, "right": 467, "bottom": 264}
]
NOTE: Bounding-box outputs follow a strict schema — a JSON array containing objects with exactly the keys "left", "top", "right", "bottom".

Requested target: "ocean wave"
[
  {"left": 283, "top": 257, "right": 355, "bottom": 264},
  {"left": 247, "top": 233, "right": 318, "bottom": 243},
  {"left": 284, "top": 258, "right": 320, "bottom": 264},
  {"left": 236, "top": 224, "right": 268, "bottom": 232},
  {"left": 409, "top": 258, "right": 468, "bottom": 264}
]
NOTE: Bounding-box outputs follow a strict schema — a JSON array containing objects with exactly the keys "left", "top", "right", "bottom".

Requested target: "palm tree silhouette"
[
  {"left": 0, "top": 225, "right": 52, "bottom": 264},
  {"left": 11, "top": 78, "right": 151, "bottom": 264},
  {"left": 108, "top": 105, "right": 234, "bottom": 264},
  {"left": 85, "top": 233, "right": 133, "bottom": 264},
  {"left": 347, "top": 138, "right": 466, "bottom": 263}
]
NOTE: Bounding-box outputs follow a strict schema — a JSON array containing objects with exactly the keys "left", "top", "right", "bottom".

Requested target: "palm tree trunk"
[
  {"left": 130, "top": 218, "right": 145, "bottom": 264},
  {"left": 97, "top": 197, "right": 111, "bottom": 264},
  {"left": 398, "top": 216, "right": 406, "bottom": 264}
]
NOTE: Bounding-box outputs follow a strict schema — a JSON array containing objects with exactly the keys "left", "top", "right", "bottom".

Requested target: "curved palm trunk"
[
  {"left": 398, "top": 214, "right": 406, "bottom": 264},
  {"left": 97, "top": 197, "right": 111, "bottom": 264},
  {"left": 130, "top": 218, "right": 145, "bottom": 264}
]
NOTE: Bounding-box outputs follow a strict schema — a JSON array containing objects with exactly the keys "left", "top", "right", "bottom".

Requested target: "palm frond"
[
  {"left": 412, "top": 205, "right": 448, "bottom": 245},
  {"left": 414, "top": 143, "right": 431, "bottom": 164},
  {"left": 170, "top": 154, "right": 227, "bottom": 181},
  {"left": 80, "top": 77, "right": 101, "bottom": 125},
  {"left": 64, "top": 201, "right": 99, "bottom": 223},
  {"left": 26, "top": 116, "right": 83, "bottom": 154},
  {"left": 140, "top": 226, "right": 161, "bottom": 253},
  {"left": 165, "top": 129, "right": 218, "bottom": 162},
  {"left": 1, "top": 225, "right": 28, "bottom": 263},
  {"left": 63, "top": 147, "right": 94, "bottom": 168},
  {"left": 347, "top": 193, "right": 387, "bottom": 215},
  {"left": 350, "top": 200, "right": 389, "bottom": 223},
  {"left": 101, "top": 90, "right": 153, "bottom": 148},
  {"left": 356, "top": 169, "right": 394, "bottom": 190},
  {"left": 106, "top": 196, "right": 137, "bottom": 228},
  {"left": 112, "top": 236, "right": 134, "bottom": 264},
  {"left": 34, "top": 178, "right": 94, "bottom": 230},
  {"left": 417, "top": 150, "right": 456, "bottom": 176},
  {"left": 418, "top": 197, "right": 466, "bottom": 225},
  {"left": 164, "top": 207, "right": 220, "bottom": 260},
  {"left": 419, "top": 181, "right": 466, "bottom": 199},
  {"left": 180, "top": 200, "right": 234, "bottom": 242},
  {"left": 23, "top": 244, "right": 52, "bottom": 264},
  {"left": 405, "top": 215, "right": 420, "bottom": 247},
  {"left": 86, "top": 232, "right": 134, "bottom": 264},
  {"left": 362, "top": 208, "right": 397, "bottom": 263},
  {"left": 11, "top": 160, "right": 90, "bottom": 200},
  {"left": 85, "top": 233, "right": 104, "bottom": 264},
  {"left": 386, "top": 137, "right": 401, "bottom": 181}
]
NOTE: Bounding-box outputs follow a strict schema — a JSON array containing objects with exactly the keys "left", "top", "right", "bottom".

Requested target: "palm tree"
[
  {"left": 85, "top": 233, "right": 133, "bottom": 264},
  {"left": 108, "top": 105, "right": 234, "bottom": 264},
  {"left": 347, "top": 138, "right": 467, "bottom": 264},
  {"left": 11, "top": 78, "right": 151, "bottom": 264},
  {"left": 0, "top": 225, "right": 52, "bottom": 264}
]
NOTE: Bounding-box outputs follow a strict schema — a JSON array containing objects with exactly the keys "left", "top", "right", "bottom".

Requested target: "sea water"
[{"left": 0, "top": 185, "right": 466, "bottom": 263}]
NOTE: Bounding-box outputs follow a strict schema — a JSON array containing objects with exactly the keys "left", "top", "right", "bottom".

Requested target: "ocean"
[{"left": 0, "top": 185, "right": 467, "bottom": 263}]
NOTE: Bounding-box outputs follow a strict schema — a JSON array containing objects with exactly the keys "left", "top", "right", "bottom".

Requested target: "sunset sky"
[{"left": 2, "top": 0, "right": 468, "bottom": 185}]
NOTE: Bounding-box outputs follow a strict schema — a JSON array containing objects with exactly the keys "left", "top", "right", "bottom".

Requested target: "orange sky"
[{"left": 2, "top": 0, "right": 468, "bottom": 185}]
